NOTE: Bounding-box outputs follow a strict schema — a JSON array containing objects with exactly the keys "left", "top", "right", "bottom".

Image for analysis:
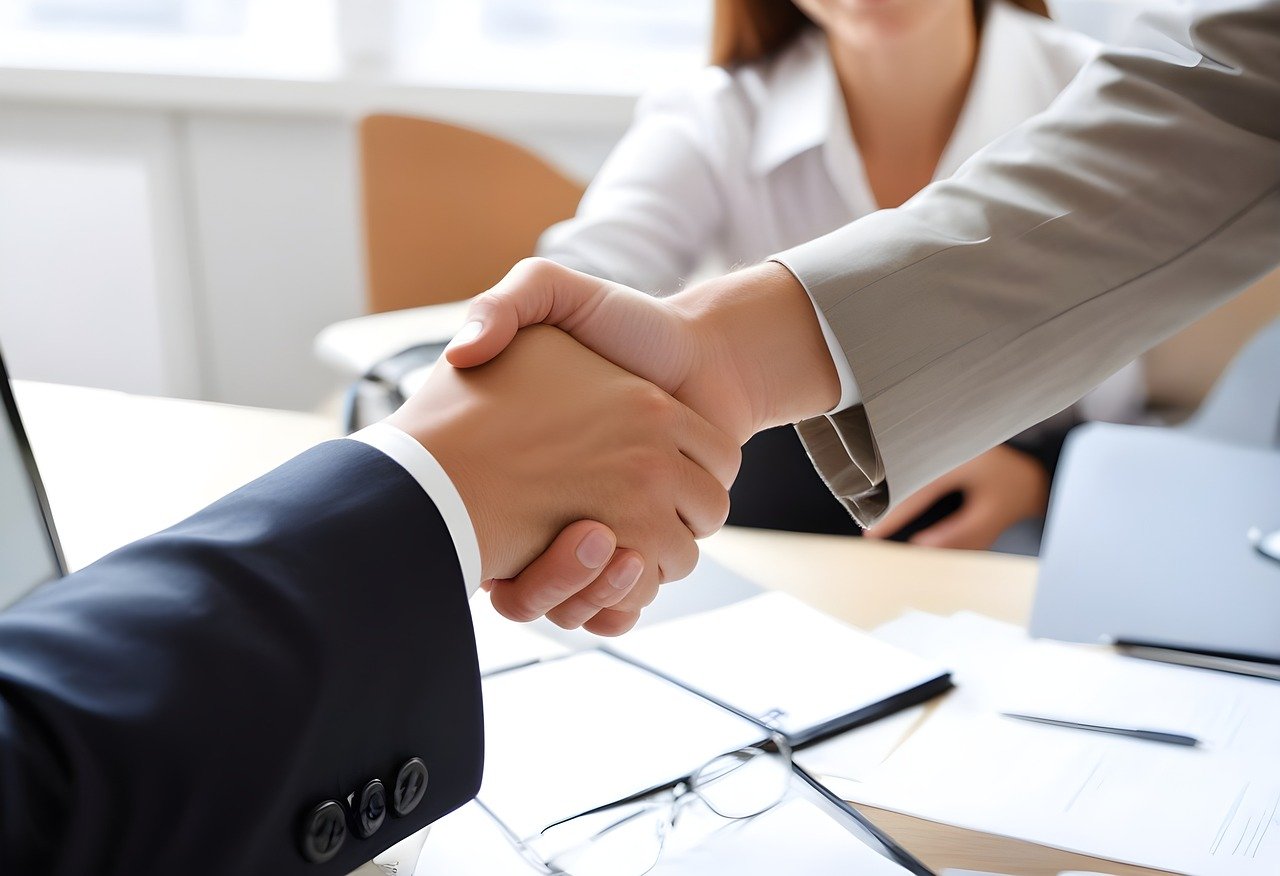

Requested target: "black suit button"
[
  {"left": 351, "top": 778, "right": 388, "bottom": 839},
  {"left": 299, "top": 800, "right": 347, "bottom": 864},
  {"left": 392, "top": 757, "right": 429, "bottom": 817}
]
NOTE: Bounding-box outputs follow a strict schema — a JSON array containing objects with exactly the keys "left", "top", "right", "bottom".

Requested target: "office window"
[
  {"left": 3, "top": 0, "right": 711, "bottom": 91},
  {"left": 18, "top": 0, "right": 249, "bottom": 34},
  {"left": 475, "top": 0, "right": 708, "bottom": 49},
  {"left": 396, "top": 0, "right": 712, "bottom": 92}
]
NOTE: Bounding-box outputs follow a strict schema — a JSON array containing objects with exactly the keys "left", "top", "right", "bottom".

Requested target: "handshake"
[{"left": 388, "top": 258, "right": 843, "bottom": 635}]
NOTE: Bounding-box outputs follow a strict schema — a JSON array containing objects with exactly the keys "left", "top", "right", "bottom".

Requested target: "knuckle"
[
  {"left": 663, "top": 538, "right": 699, "bottom": 583},
  {"left": 493, "top": 593, "right": 541, "bottom": 624},
  {"left": 623, "top": 445, "right": 666, "bottom": 485},
  {"left": 547, "top": 611, "right": 583, "bottom": 631},
  {"left": 638, "top": 578, "right": 661, "bottom": 608},
  {"left": 587, "top": 609, "right": 639, "bottom": 637},
  {"left": 635, "top": 384, "right": 676, "bottom": 423},
  {"left": 580, "top": 583, "right": 621, "bottom": 611},
  {"left": 709, "top": 489, "right": 731, "bottom": 533},
  {"left": 516, "top": 256, "right": 557, "bottom": 282},
  {"left": 724, "top": 443, "right": 743, "bottom": 481}
]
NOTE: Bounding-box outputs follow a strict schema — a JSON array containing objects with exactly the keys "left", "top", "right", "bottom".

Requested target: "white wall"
[
  {"left": 0, "top": 97, "right": 628, "bottom": 411},
  {"left": 183, "top": 114, "right": 364, "bottom": 410},
  {"left": 0, "top": 104, "right": 199, "bottom": 398}
]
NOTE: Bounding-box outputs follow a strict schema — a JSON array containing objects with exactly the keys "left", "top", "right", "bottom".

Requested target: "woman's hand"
[{"left": 864, "top": 445, "right": 1051, "bottom": 550}]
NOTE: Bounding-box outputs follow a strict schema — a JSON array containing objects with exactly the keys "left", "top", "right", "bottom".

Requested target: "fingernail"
[
  {"left": 575, "top": 529, "right": 614, "bottom": 569},
  {"left": 608, "top": 556, "right": 644, "bottom": 591},
  {"left": 446, "top": 320, "right": 483, "bottom": 350}
]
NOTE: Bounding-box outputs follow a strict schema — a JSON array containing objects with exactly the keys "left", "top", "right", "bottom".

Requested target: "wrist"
[
  {"left": 671, "top": 262, "right": 841, "bottom": 436},
  {"left": 385, "top": 399, "right": 510, "bottom": 581}
]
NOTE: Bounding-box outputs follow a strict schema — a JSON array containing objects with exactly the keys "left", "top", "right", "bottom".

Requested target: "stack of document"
[
  {"left": 823, "top": 611, "right": 1280, "bottom": 876},
  {"left": 477, "top": 594, "right": 950, "bottom": 838},
  {"left": 478, "top": 650, "right": 769, "bottom": 839},
  {"left": 431, "top": 592, "right": 953, "bottom": 874},
  {"left": 607, "top": 592, "right": 952, "bottom": 745}
]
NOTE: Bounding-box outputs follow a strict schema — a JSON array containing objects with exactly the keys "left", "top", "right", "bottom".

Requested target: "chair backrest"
[{"left": 360, "top": 114, "right": 586, "bottom": 313}]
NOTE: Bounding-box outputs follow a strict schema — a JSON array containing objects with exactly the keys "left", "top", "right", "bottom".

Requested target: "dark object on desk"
[
  {"left": 343, "top": 341, "right": 449, "bottom": 433},
  {"left": 881, "top": 491, "right": 965, "bottom": 543},
  {"left": 1001, "top": 712, "right": 1200, "bottom": 747},
  {"left": 1115, "top": 640, "right": 1280, "bottom": 682}
]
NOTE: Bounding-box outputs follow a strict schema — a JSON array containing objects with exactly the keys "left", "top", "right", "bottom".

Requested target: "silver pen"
[{"left": 1000, "top": 712, "right": 1200, "bottom": 747}]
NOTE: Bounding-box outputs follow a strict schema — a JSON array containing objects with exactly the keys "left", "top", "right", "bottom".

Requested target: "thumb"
[
  {"left": 442, "top": 298, "right": 520, "bottom": 369},
  {"left": 444, "top": 258, "right": 605, "bottom": 368}
]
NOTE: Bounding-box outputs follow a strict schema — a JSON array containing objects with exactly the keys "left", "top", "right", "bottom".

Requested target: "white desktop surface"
[{"left": 11, "top": 380, "right": 338, "bottom": 571}]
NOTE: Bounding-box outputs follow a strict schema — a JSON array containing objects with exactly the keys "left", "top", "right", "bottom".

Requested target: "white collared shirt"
[
  {"left": 348, "top": 423, "right": 482, "bottom": 598},
  {"left": 539, "top": 0, "right": 1146, "bottom": 423}
]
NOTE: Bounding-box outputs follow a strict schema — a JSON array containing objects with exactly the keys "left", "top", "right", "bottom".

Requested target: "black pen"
[{"left": 1000, "top": 712, "right": 1200, "bottom": 747}]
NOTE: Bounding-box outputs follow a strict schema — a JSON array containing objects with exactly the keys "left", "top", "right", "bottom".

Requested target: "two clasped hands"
[{"left": 389, "top": 257, "right": 840, "bottom": 635}]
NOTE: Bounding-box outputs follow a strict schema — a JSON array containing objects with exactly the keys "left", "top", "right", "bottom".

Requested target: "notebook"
[{"left": 606, "top": 591, "right": 952, "bottom": 746}]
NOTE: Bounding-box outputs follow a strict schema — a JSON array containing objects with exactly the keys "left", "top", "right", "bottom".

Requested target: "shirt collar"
[
  {"left": 936, "top": 0, "right": 1082, "bottom": 178},
  {"left": 749, "top": 27, "right": 837, "bottom": 176},
  {"left": 748, "top": 1, "right": 1083, "bottom": 181}
]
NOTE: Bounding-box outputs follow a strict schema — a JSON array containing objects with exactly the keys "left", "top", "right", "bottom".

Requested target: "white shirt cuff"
[
  {"left": 348, "top": 423, "right": 482, "bottom": 598},
  {"left": 769, "top": 257, "right": 862, "bottom": 415}
]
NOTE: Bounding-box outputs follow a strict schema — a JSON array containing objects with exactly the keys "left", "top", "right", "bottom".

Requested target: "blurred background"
[
  {"left": 0, "top": 0, "right": 709, "bottom": 411},
  {"left": 0, "top": 0, "right": 1276, "bottom": 420}
]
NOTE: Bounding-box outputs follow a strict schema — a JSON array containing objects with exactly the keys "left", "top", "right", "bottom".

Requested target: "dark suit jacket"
[{"left": 0, "top": 440, "right": 484, "bottom": 875}]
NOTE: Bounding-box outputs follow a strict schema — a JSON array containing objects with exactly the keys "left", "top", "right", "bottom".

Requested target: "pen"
[{"left": 999, "top": 712, "right": 1200, "bottom": 747}]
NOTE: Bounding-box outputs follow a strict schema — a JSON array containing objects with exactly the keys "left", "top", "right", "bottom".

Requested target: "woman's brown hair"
[{"left": 710, "top": 0, "right": 1050, "bottom": 67}]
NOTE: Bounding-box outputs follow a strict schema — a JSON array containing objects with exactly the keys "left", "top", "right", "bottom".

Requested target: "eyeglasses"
[{"left": 479, "top": 734, "right": 794, "bottom": 876}]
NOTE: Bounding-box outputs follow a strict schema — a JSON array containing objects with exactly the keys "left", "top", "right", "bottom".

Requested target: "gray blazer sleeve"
[{"left": 774, "top": 0, "right": 1280, "bottom": 526}]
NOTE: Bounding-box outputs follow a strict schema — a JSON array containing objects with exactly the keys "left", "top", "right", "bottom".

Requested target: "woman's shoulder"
[{"left": 632, "top": 29, "right": 826, "bottom": 156}]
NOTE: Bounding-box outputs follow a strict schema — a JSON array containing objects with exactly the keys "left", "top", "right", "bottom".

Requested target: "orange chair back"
[{"left": 360, "top": 114, "right": 585, "bottom": 313}]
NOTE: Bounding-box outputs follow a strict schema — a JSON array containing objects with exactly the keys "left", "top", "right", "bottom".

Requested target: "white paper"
[
  {"left": 468, "top": 597, "right": 568, "bottom": 675},
  {"left": 610, "top": 592, "right": 947, "bottom": 738},
  {"left": 648, "top": 795, "right": 915, "bottom": 876},
  {"left": 415, "top": 796, "right": 916, "bottom": 876},
  {"left": 413, "top": 802, "right": 531, "bottom": 875},
  {"left": 861, "top": 611, "right": 1280, "bottom": 874},
  {"left": 989, "top": 640, "right": 1280, "bottom": 760},
  {"left": 795, "top": 705, "right": 925, "bottom": 783},
  {"left": 477, "top": 651, "right": 767, "bottom": 839},
  {"left": 848, "top": 694, "right": 1280, "bottom": 875},
  {"left": 873, "top": 610, "right": 1027, "bottom": 696}
]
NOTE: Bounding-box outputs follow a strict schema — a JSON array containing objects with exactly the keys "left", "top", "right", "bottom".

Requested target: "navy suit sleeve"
[{"left": 0, "top": 440, "right": 483, "bottom": 876}]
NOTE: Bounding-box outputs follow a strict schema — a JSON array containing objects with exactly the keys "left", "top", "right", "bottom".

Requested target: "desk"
[{"left": 12, "top": 381, "right": 1169, "bottom": 876}]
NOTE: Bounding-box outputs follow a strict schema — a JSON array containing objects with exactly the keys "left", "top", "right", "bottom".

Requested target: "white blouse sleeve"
[{"left": 537, "top": 84, "right": 729, "bottom": 296}]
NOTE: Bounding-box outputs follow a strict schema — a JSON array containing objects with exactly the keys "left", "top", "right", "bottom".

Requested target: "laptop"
[
  {"left": 0, "top": 345, "right": 66, "bottom": 610},
  {"left": 1031, "top": 422, "right": 1280, "bottom": 666}
]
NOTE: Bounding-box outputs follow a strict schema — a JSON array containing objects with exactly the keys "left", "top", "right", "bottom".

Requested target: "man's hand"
[
  {"left": 437, "top": 259, "right": 841, "bottom": 631},
  {"left": 864, "top": 445, "right": 1050, "bottom": 550},
  {"left": 443, "top": 258, "right": 841, "bottom": 444},
  {"left": 387, "top": 325, "right": 739, "bottom": 636}
]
